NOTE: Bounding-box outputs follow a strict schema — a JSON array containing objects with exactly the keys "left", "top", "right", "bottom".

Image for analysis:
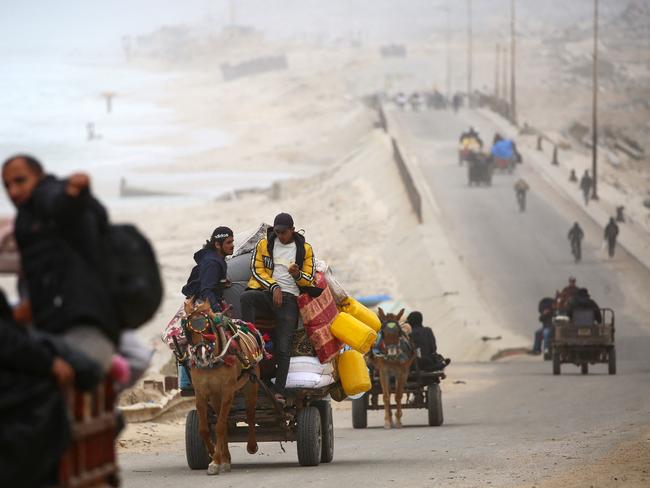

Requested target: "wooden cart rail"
[{"left": 59, "top": 379, "right": 119, "bottom": 488}]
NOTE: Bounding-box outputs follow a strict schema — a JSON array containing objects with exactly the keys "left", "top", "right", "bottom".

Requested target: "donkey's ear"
[
  {"left": 377, "top": 307, "right": 386, "bottom": 320},
  {"left": 396, "top": 308, "right": 405, "bottom": 321}
]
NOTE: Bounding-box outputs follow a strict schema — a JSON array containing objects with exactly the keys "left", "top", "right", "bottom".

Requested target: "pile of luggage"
[{"left": 163, "top": 224, "right": 381, "bottom": 399}]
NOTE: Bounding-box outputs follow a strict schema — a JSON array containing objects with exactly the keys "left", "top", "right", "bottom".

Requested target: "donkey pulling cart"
[
  {"left": 184, "top": 379, "right": 336, "bottom": 469},
  {"left": 351, "top": 367, "right": 445, "bottom": 429}
]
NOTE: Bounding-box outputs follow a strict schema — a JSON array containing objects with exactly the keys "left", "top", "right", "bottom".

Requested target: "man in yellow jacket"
[{"left": 241, "top": 212, "right": 316, "bottom": 403}]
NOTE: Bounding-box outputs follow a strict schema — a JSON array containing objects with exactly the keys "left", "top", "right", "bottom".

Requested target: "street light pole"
[
  {"left": 495, "top": 43, "right": 500, "bottom": 98},
  {"left": 592, "top": 0, "right": 599, "bottom": 200},
  {"left": 446, "top": 2, "right": 452, "bottom": 99},
  {"left": 502, "top": 43, "right": 508, "bottom": 105},
  {"left": 510, "top": 0, "right": 517, "bottom": 124},
  {"left": 467, "top": 0, "right": 473, "bottom": 105},
  {"left": 229, "top": 0, "right": 236, "bottom": 26}
]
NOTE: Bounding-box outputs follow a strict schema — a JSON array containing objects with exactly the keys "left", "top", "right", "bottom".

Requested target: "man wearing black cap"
[
  {"left": 179, "top": 226, "right": 234, "bottom": 392},
  {"left": 182, "top": 226, "right": 234, "bottom": 311},
  {"left": 241, "top": 212, "right": 316, "bottom": 402}
]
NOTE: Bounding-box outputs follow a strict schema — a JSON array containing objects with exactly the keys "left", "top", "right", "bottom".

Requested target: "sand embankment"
[{"left": 100, "top": 42, "right": 528, "bottom": 371}]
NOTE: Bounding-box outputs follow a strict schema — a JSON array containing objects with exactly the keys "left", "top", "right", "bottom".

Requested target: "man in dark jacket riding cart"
[
  {"left": 182, "top": 226, "right": 235, "bottom": 312},
  {"left": 406, "top": 311, "right": 450, "bottom": 372}
]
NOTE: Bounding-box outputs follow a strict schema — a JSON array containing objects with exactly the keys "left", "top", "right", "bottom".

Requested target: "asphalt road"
[
  {"left": 119, "top": 108, "right": 650, "bottom": 487},
  {"left": 392, "top": 107, "right": 650, "bottom": 363}
]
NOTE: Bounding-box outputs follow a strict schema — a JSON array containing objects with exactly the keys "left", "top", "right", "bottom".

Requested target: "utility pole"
[
  {"left": 446, "top": 2, "right": 452, "bottom": 98},
  {"left": 510, "top": 0, "right": 517, "bottom": 124},
  {"left": 502, "top": 43, "right": 508, "bottom": 104},
  {"left": 467, "top": 0, "right": 473, "bottom": 106},
  {"left": 592, "top": 0, "right": 599, "bottom": 200},
  {"left": 495, "top": 43, "right": 500, "bottom": 98},
  {"left": 229, "top": 0, "right": 237, "bottom": 26}
]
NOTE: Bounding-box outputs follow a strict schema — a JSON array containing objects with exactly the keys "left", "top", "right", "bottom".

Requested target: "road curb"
[{"left": 378, "top": 103, "right": 528, "bottom": 360}]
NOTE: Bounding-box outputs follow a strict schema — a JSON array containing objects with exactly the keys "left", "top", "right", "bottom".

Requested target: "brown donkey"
[
  {"left": 370, "top": 308, "right": 415, "bottom": 429},
  {"left": 183, "top": 300, "right": 264, "bottom": 475}
]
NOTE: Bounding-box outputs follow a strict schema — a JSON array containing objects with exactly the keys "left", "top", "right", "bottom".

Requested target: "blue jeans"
[
  {"left": 533, "top": 327, "right": 552, "bottom": 354},
  {"left": 178, "top": 363, "right": 192, "bottom": 389},
  {"left": 240, "top": 289, "right": 298, "bottom": 395}
]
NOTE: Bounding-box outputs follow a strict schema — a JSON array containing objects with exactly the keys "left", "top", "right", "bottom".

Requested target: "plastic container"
[
  {"left": 330, "top": 312, "right": 378, "bottom": 354},
  {"left": 341, "top": 297, "right": 381, "bottom": 332},
  {"left": 337, "top": 350, "right": 371, "bottom": 396}
]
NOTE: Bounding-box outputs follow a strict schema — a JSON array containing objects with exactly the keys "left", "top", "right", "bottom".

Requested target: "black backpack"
[{"left": 106, "top": 224, "right": 163, "bottom": 329}]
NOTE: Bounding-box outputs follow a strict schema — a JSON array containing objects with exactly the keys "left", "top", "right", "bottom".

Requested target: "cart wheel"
[
  {"left": 608, "top": 347, "right": 617, "bottom": 375},
  {"left": 427, "top": 383, "right": 444, "bottom": 426},
  {"left": 352, "top": 395, "right": 368, "bottom": 429},
  {"left": 552, "top": 352, "right": 561, "bottom": 375},
  {"left": 581, "top": 363, "right": 588, "bottom": 375},
  {"left": 297, "top": 406, "right": 322, "bottom": 467},
  {"left": 185, "top": 409, "right": 210, "bottom": 470},
  {"left": 313, "top": 400, "right": 334, "bottom": 463}
]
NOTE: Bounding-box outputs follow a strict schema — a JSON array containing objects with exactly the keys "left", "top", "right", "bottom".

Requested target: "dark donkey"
[{"left": 370, "top": 308, "right": 416, "bottom": 429}]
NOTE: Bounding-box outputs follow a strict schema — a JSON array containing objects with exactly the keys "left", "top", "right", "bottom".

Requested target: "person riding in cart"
[
  {"left": 178, "top": 226, "right": 235, "bottom": 391},
  {"left": 567, "top": 288, "right": 602, "bottom": 325},
  {"left": 182, "top": 226, "right": 235, "bottom": 312},
  {"left": 240, "top": 212, "right": 317, "bottom": 405},
  {"left": 406, "top": 311, "right": 450, "bottom": 372}
]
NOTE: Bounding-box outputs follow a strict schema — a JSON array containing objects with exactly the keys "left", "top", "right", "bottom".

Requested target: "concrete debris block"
[
  {"left": 606, "top": 150, "right": 622, "bottom": 168},
  {"left": 143, "top": 379, "right": 165, "bottom": 395},
  {"left": 569, "top": 121, "right": 591, "bottom": 141},
  {"left": 614, "top": 139, "right": 644, "bottom": 160}
]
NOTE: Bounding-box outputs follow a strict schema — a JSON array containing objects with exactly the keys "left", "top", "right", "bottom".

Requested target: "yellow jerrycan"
[
  {"left": 330, "top": 312, "right": 377, "bottom": 354},
  {"left": 337, "top": 350, "right": 371, "bottom": 396},
  {"left": 340, "top": 297, "right": 381, "bottom": 332}
]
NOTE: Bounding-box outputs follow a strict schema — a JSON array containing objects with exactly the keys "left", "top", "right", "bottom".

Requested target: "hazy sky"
[{"left": 0, "top": 1, "right": 634, "bottom": 58}]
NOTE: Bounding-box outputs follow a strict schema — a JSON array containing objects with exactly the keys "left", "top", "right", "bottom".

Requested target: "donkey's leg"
[
  {"left": 195, "top": 394, "right": 215, "bottom": 458},
  {"left": 394, "top": 369, "right": 408, "bottom": 429},
  {"left": 243, "top": 371, "right": 259, "bottom": 454},
  {"left": 216, "top": 389, "right": 235, "bottom": 473},
  {"left": 379, "top": 367, "right": 392, "bottom": 429},
  {"left": 206, "top": 390, "right": 222, "bottom": 475}
]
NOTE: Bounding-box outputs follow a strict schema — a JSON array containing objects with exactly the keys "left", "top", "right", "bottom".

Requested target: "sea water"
[{"left": 0, "top": 51, "right": 291, "bottom": 214}]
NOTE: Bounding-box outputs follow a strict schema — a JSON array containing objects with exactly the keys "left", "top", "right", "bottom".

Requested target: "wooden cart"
[{"left": 351, "top": 368, "right": 445, "bottom": 428}]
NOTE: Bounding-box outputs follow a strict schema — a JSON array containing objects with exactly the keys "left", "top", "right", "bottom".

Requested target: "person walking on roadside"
[
  {"left": 579, "top": 170, "right": 593, "bottom": 205},
  {"left": 513, "top": 178, "right": 530, "bottom": 212},
  {"left": 2, "top": 155, "right": 118, "bottom": 373},
  {"left": 604, "top": 217, "right": 619, "bottom": 258},
  {"left": 568, "top": 222, "right": 584, "bottom": 263},
  {"left": 240, "top": 212, "right": 317, "bottom": 404}
]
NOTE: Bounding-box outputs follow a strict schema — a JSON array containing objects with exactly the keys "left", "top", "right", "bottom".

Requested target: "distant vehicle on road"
[
  {"left": 550, "top": 308, "right": 616, "bottom": 375},
  {"left": 491, "top": 135, "right": 521, "bottom": 173},
  {"left": 467, "top": 152, "right": 493, "bottom": 187},
  {"left": 409, "top": 92, "right": 424, "bottom": 111},
  {"left": 394, "top": 92, "right": 408, "bottom": 110}
]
